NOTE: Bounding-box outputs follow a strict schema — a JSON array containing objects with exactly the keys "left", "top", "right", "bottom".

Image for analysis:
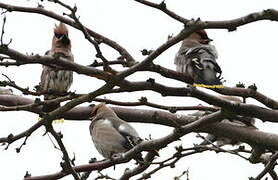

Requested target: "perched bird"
[
  {"left": 198, "top": 96, "right": 256, "bottom": 146},
  {"left": 174, "top": 29, "right": 222, "bottom": 86},
  {"left": 89, "top": 103, "right": 144, "bottom": 161},
  {"left": 39, "top": 22, "right": 74, "bottom": 113}
]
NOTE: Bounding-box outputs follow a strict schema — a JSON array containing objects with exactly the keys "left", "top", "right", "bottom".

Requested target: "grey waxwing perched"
[
  {"left": 39, "top": 22, "right": 74, "bottom": 113},
  {"left": 89, "top": 103, "right": 144, "bottom": 161},
  {"left": 198, "top": 96, "right": 256, "bottom": 146},
  {"left": 174, "top": 29, "right": 222, "bottom": 86}
]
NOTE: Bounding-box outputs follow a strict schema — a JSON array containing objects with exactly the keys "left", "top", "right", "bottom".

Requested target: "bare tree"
[{"left": 0, "top": 1, "right": 278, "bottom": 180}]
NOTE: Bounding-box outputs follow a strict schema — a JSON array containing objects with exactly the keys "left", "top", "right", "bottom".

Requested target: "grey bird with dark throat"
[
  {"left": 174, "top": 29, "right": 223, "bottom": 86},
  {"left": 89, "top": 103, "right": 144, "bottom": 161},
  {"left": 39, "top": 22, "right": 74, "bottom": 113}
]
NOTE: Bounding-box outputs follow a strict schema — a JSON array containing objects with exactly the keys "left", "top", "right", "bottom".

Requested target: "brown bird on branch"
[
  {"left": 39, "top": 22, "right": 74, "bottom": 115},
  {"left": 174, "top": 30, "right": 223, "bottom": 87},
  {"left": 89, "top": 103, "right": 145, "bottom": 162}
]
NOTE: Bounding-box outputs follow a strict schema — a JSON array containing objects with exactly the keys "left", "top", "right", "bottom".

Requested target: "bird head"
[
  {"left": 90, "top": 103, "right": 106, "bottom": 119},
  {"left": 195, "top": 30, "right": 213, "bottom": 44},
  {"left": 187, "top": 30, "right": 213, "bottom": 45},
  {"left": 90, "top": 103, "right": 117, "bottom": 120},
  {"left": 52, "top": 22, "right": 71, "bottom": 49},
  {"left": 180, "top": 29, "right": 213, "bottom": 49}
]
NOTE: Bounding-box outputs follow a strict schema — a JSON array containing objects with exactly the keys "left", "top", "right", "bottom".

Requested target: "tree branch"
[
  {"left": 135, "top": 0, "right": 278, "bottom": 32},
  {"left": 254, "top": 152, "right": 278, "bottom": 180},
  {"left": 25, "top": 111, "right": 224, "bottom": 179},
  {"left": 0, "top": 120, "right": 43, "bottom": 148},
  {"left": 134, "top": 0, "right": 188, "bottom": 24},
  {"left": 0, "top": 46, "right": 111, "bottom": 81},
  {"left": 1, "top": 94, "right": 278, "bottom": 151},
  {"left": 142, "top": 63, "right": 278, "bottom": 110},
  {"left": 93, "top": 97, "right": 218, "bottom": 113},
  {"left": 119, "top": 152, "right": 157, "bottom": 180},
  {"left": 47, "top": 125, "right": 80, "bottom": 180},
  {"left": 116, "top": 80, "right": 278, "bottom": 122},
  {"left": 0, "top": 2, "right": 136, "bottom": 66}
]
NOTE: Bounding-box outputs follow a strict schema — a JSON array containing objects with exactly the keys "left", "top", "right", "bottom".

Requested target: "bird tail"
[
  {"left": 192, "top": 59, "right": 223, "bottom": 86},
  {"left": 185, "top": 46, "right": 223, "bottom": 87}
]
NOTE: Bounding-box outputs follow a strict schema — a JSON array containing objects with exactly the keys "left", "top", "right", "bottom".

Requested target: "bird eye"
[
  {"left": 55, "top": 33, "right": 63, "bottom": 38},
  {"left": 90, "top": 107, "right": 99, "bottom": 118}
]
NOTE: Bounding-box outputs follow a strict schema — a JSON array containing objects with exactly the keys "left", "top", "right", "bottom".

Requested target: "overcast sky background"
[{"left": 1, "top": 0, "right": 278, "bottom": 179}]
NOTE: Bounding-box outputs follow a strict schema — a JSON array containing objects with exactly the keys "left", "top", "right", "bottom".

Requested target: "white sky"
[{"left": 0, "top": 0, "right": 278, "bottom": 179}]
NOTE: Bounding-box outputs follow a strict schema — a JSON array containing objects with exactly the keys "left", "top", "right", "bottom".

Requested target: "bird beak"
[
  {"left": 204, "top": 38, "right": 213, "bottom": 43},
  {"left": 60, "top": 34, "right": 70, "bottom": 45}
]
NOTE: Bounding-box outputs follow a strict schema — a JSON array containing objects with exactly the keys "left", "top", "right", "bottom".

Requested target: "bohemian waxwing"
[
  {"left": 39, "top": 22, "right": 74, "bottom": 113},
  {"left": 89, "top": 103, "right": 144, "bottom": 161},
  {"left": 174, "top": 29, "right": 222, "bottom": 86}
]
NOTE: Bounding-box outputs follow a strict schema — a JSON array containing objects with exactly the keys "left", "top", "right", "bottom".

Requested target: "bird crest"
[
  {"left": 54, "top": 22, "right": 68, "bottom": 36},
  {"left": 52, "top": 22, "right": 71, "bottom": 49},
  {"left": 195, "top": 30, "right": 213, "bottom": 44},
  {"left": 196, "top": 30, "right": 208, "bottom": 40},
  {"left": 90, "top": 103, "right": 106, "bottom": 119}
]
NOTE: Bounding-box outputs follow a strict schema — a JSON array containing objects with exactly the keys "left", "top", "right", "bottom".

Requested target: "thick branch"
[
  {"left": 205, "top": 9, "right": 278, "bottom": 31},
  {"left": 0, "top": 46, "right": 111, "bottom": 81},
  {"left": 25, "top": 111, "right": 224, "bottom": 180},
  {"left": 117, "top": 81, "right": 278, "bottom": 122},
  {"left": 135, "top": 1, "right": 278, "bottom": 31},
  {"left": 142, "top": 63, "right": 278, "bottom": 110},
  {"left": 1, "top": 18, "right": 278, "bottom": 111},
  {"left": 2, "top": 95, "right": 278, "bottom": 151}
]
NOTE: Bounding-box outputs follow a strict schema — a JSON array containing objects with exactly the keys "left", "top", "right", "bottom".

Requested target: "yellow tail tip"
[
  {"left": 37, "top": 117, "right": 65, "bottom": 124},
  {"left": 53, "top": 118, "right": 65, "bottom": 124},
  {"left": 193, "top": 83, "right": 224, "bottom": 88}
]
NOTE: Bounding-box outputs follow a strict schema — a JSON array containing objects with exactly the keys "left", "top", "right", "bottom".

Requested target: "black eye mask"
[
  {"left": 55, "top": 33, "right": 68, "bottom": 39},
  {"left": 54, "top": 33, "right": 63, "bottom": 38}
]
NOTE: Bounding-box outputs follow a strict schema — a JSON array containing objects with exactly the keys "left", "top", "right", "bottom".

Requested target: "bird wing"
[
  {"left": 90, "top": 120, "right": 127, "bottom": 156},
  {"left": 184, "top": 45, "right": 222, "bottom": 85},
  {"left": 110, "top": 117, "right": 143, "bottom": 149},
  {"left": 39, "top": 51, "right": 52, "bottom": 92},
  {"left": 90, "top": 119, "right": 143, "bottom": 160}
]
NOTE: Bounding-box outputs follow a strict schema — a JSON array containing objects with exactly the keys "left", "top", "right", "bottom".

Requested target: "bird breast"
[{"left": 47, "top": 69, "right": 73, "bottom": 92}]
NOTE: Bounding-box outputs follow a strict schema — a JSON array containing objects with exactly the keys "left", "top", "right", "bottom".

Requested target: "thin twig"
[
  {"left": 255, "top": 152, "right": 278, "bottom": 180},
  {"left": 196, "top": 133, "right": 249, "bottom": 160},
  {"left": 0, "top": 16, "right": 6, "bottom": 45},
  {"left": 93, "top": 97, "right": 219, "bottom": 113},
  {"left": 134, "top": 0, "right": 188, "bottom": 24},
  {"left": 47, "top": 124, "right": 81, "bottom": 180}
]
